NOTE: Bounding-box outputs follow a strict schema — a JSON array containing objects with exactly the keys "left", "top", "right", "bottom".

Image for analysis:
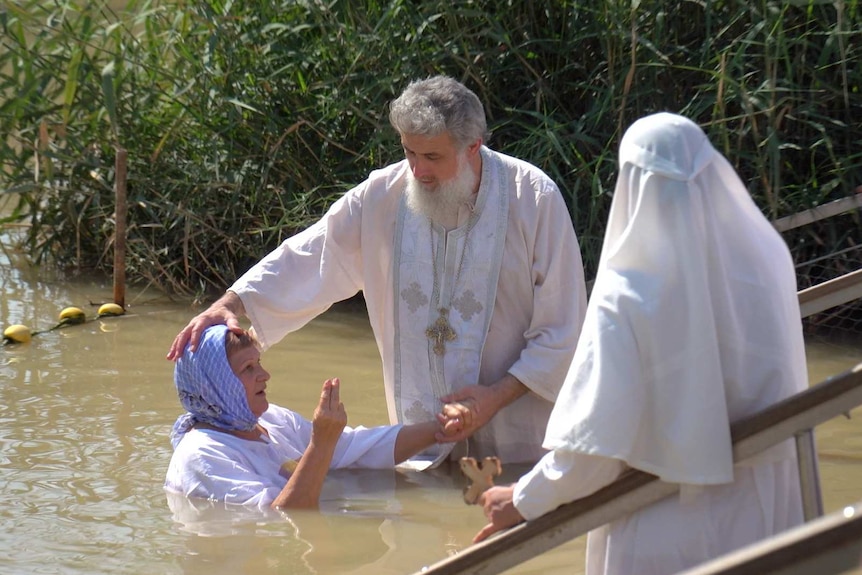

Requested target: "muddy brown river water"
[{"left": 2, "top": 226, "right": 862, "bottom": 574}]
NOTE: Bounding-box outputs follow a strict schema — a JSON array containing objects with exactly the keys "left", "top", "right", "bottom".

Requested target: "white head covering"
[{"left": 544, "top": 112, "right": 808, "bottom": 484}]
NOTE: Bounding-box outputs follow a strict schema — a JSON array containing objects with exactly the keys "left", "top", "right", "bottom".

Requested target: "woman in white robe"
[{"left": 474, "top": 112, "right": 807, "bottom": 575}]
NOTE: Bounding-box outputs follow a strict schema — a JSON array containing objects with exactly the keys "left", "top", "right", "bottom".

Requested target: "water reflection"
[
  {"left": 165, "top": 467, "right": 477, "bottom": 575},
  {"left": 2, "top": 221, "right": 862, "bottom": 574}
]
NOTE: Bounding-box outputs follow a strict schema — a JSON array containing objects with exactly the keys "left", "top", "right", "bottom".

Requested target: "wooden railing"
[
  {"left": 677, "top": 500, "right": 862, "bottom": 575},
  {"left": 780, "top": 191, "right": 862, "bottom": 317},
  {"left": 772, "top": 192, "right": 862, "bottom": 233},
  {"left": 799, "top": 268, "right": 862, "bottom": 318},
  {"left": 413, "top": 362, "right": 862, "bottom": 575},
  {"left": 411, "top": 195, "right": 862, "bottom": 575}
]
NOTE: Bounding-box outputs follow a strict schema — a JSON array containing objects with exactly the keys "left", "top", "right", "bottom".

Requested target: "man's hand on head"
[{"left": 166, "top": 291, "right": 246, "bottom": 361}]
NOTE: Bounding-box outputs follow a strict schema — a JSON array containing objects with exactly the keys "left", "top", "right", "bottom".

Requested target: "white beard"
[{"left": 405, "top": 155, "right": 478, "bottom": 229}]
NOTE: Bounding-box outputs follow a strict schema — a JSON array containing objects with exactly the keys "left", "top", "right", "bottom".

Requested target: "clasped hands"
[
  {"left": 435, "top": 384, "right": 498, "bottom": 443},
  {"left": 310, "top": 380, "right": 522, "bottom": 542},
  {"left": 436, "top": 385, "right": 526, "bottom": 543}
]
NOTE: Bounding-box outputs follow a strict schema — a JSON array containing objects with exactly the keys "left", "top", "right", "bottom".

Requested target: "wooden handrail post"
[
  {"left": 795, "top": 429, "right": 824, "bottom": 521},
  {"left": 113, "top": 147, "right": 127, "bottom": 308}
]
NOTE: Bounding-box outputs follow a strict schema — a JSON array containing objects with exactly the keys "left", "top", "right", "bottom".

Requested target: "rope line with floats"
[
  {"left": 3, "top": 303, "right": 126, "bottom": 345},
  {"left": 3, "top": 118, "right": 130, "bottom": 347}
]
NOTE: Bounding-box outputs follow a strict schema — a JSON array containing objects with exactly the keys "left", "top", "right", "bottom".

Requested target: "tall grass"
[{"left": 1, "top": 0, "right": 860, "bottom": 297}]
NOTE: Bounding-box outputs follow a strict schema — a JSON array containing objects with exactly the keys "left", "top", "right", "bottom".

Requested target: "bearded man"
[{"left": 168, "top": 75, "right": 588, "bottom": 468}]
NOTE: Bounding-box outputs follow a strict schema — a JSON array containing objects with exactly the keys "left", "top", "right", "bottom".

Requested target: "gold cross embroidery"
[{"left": 426, "top": 308, "right": 457, "bottom": 356}]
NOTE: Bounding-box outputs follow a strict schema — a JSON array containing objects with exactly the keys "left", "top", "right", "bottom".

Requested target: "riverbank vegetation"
[{"left": 1, "top": 0, "right": 860, "bottom": 299}]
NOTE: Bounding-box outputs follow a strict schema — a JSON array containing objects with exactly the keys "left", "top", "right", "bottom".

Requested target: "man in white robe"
[
  {"left": 474, "top": 112, "right": 807, "bottom": 574},
  {"left": 168, "top": 75, "right": 588, "bottom": 467}
]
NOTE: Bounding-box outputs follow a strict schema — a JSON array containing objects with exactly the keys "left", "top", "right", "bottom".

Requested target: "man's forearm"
[
  {"left": 491, "top": 373, "right": 529, "bottom": 412},
  {"left": 219, "top": 290, "right": 246, "bottom": 316}
]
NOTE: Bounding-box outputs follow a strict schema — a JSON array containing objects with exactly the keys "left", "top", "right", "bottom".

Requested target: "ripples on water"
[
  {"left": 0, "top": 231, "right": 499, "bottom": 574},
  {"left": 1, "top": 225, "right": 861, "bottom": 574}
]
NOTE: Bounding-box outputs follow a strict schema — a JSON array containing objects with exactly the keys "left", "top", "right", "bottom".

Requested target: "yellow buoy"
[
  {"left": 3, "top": 324, "right": 32, "bottom": 344},
  {"left": 97, "top": 303, "right": 125, "bottom": 318},
  {"left": 58, "top": 306, "right": 87, "bottom": 325}
]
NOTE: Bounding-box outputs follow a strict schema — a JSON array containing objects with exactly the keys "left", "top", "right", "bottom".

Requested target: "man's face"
[
  {"left": 402, "top": 131, "right": 479, "bottom": 226},
  {"left": 228, "top": 345, "right": 270, "bottom": 418},
  {"left": 401, "top": 131, "right": 462, "bottom": 191}
]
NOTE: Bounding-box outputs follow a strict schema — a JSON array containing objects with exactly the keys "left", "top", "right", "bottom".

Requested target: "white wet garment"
[{"left": 164, "top": 403, "right": 400, "bottom": 510}]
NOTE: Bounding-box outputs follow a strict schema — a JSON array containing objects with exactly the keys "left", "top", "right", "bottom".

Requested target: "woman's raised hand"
[{"left": 311, "top": 378, "right": 348, "bottom": 445}]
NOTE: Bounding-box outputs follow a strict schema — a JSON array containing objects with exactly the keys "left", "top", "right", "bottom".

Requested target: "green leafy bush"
[{"left": 1, "top": 0, "right": 860, "bottom": 298}]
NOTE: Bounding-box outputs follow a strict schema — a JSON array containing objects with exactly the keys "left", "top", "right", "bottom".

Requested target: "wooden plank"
[
  {"left": 413, "top": 364, "right": 862, "bottom": 575},
  {"left": 677, "top": 502, "right": 862, "bottom": 575},
  {"left": 730, "top": 363, "right": 862, "bottom": 443},
  {"left": 414, "top": 470, "right": 676, "bottom": 575},
  {"left": 112, "top": 147, "right": 127, "bottom": 308},
  {"left": 772, "top": 193, "right": 862, "bottom": 232},
  {"left": 794, "top": 430, "right": 824, "bottom": 521},
  {"left": 586, "top": 197, "right": 862, "bottom": 306},
  {"left": 798, "top": 268, "right": 862, "bottom": 318}
]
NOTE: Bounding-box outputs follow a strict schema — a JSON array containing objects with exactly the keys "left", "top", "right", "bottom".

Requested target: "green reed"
[{"left": 0, "top": 0, "right": 859, "bottom": 297}]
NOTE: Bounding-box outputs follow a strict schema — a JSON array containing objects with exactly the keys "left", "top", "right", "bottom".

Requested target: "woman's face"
[{"left": 228, "top": 345, "right": 270, "bottom": 418}]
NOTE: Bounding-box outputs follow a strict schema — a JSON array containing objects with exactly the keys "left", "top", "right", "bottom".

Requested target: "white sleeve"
[
  {"left": 230, "top": 188, "right": 366, "bottom": 350},
  {"left": 513, "top": 449, "right": 625, "bottom": 520},
  {"left": 507, "top": 181, "right": 588, "bottom": 402},
  {"left": 271, "top": 405, "right": 402, "bottom": 470},
  {"left": 330, "top": 424, "right": 402, "bottom": 469}
]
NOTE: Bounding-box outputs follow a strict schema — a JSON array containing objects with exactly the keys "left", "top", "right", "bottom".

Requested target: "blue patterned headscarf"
[{"left": 170, "top": 325, "right": 258, "bottom": 449}]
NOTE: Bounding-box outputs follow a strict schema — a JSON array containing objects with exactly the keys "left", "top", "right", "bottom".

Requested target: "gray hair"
[{"left": 388, "top": 75, "right": 489, "bottom": 150}]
